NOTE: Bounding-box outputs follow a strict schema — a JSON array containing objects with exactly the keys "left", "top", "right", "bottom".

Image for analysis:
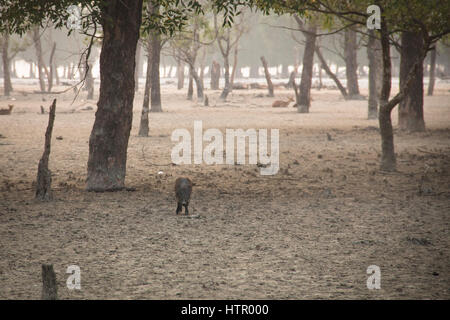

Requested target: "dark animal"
[{"left": 175, "top": 177, "right": 193, "bottom": 215}]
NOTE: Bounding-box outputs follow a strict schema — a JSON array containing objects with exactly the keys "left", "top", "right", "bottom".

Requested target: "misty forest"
[{"left": 0, "top": 0, "right": 449, "bottom": 299}]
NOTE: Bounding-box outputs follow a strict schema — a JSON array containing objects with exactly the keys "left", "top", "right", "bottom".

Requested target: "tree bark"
[
  {"left": 33, "top": 27, "right": 46, "bottom": 92},
  {"left": 297, "top": 23, "right": 317, "bottom": 113},
  {"left": 427, "top": 47, "right": 436, "bottom": 96},
  {"left": 138, "top": 37, "right": 152, "bottom": 137},
  {"left": 191, "top": 65, "right": 204, "bottom": 100},
  {"left": 398, "top": 31, "right": 425, "bottom": 132},
  {"left": 86, "top": 0, "right": 143, "bottom": 191},
  {"left": 230, "top": 45, "right": 239, "bottom": 88},
  {"left": 36, "top": 99, "right": 56, "bottom": 200},
  {"left": 344, "top": 27, "right": 360, "bottom": 97},
  {"left": 367, "top": 30, "right": 379, "bottom": 119},
  {"left": 2, "top": 33, "right": 13, "bottom": 96},
  {"left": 260, "top": 56, "right": 274, "bottom": 97}
]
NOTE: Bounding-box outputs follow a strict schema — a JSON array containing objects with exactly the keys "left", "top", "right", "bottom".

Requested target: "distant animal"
[
  {"left": 272, "top": 97, "right": 294, "bottom": 108},
  {"left": 175, "top": 177, "right": 193, "bottom": 215},
  {"left": 0, "top": 105, "right": 14, "bottom": 115}
]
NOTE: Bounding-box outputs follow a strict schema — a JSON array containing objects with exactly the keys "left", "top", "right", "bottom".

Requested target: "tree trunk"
[
  {"left": 138, "top": 37, "right": 152, "bottom": 137},
  {"left": 177, "top": 57, "right": 184, "bottom": 90},
  {"left": 398, "top": 31, "right": 425, "bottom": 132},
  {"left": 2, "top": 33, "right": 13, "bottom": 96},
  {"left": 150, "top": 32, "right": 162, "bottom": 112},
  {"left": 210, "top": 60, "right": 220, "bottom": 90},
  {"left": 36, "top": 99, "right": 56, "bottom": 200},
  {"left": 220, "top": 56, "right": 231, "bottom": 100},
  {"left": 367, "top": 30, "right": 379, "bottom": 119},
  {"left": 315, "top": 46, "right": 347, "bottom": 98},
  {"left": 30, "top": 62, "right": 36, "bottom": 79},
  {"left": 33, "top": 27, "right": 46, "bottom": 92},
  {"left": 191, "top": 64, "right": 204, "bottom": 100},
  {"left": 344, "top": 27, "right": 360, "bottom": 98},
  {"left": 230, "top": 45, "right": 239, "bottom": 88},
  {"left": 427, "top": 47, "right": 436, "bottom": 96},
  {"left": 41, "top": 264, "right": 58, "bottom": 300},
  {"left": 187, "top": 68, "right": 193, "bottom": 100},
  {"left": 47, "top": 42, "right": 56, "bottom": 93},
  {"left": 297, "top": 23, "right": 317, "bottom": 113},
  {"left": 86, "top": 0, "right": 143, "bottom": 191},
  {"left": 260, "top": 56, "right": 274, "bottom": 97},
  {"left": 135, "top": 41, "right": 142, "bottom": 92},
  {"left": 85, "top": 61, "right": 94, "bottom": 100}
]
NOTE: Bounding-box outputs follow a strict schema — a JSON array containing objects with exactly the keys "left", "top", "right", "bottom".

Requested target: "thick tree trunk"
[
  {"left": 210, "top": 60, "right": 220, "bottom": 90},
  {"left": 150, "top": 32, "right": 162, "bottom": 112},
  {"left": 367, "top": 30, "right": 379, "bottom": 119},
  {"left": 135, "top": 41, "right": 141, "bottom": 92},
  {"left": 297, "top": 23, "right": 317, "bottom": 113},
  {"left": 315, "top": 46, "right": 347, "bottom": 99},
  {"left": 33, "top": 27, "right": 47, "bottom": 92},
  {"left": 86, "top": 0, "right": 143, "bottom": 191},
  {"left": 427, "top": 47, "right": 436, "bottom": 96},
  {"left": 138, "top": 38, "right": 152, "bottom": 137},
  {"left": 47, "top": 42, "right": 56, "bottom": 93},
  {"left": 344, "top": 27, "right": 360, "bottom": 98},
  {"left": 2, "top": 33, "right": 13, "bottom": 96},
  {"left": 398, "top": 31, "right": 425, "bottom": 132},
  {"left": 260, "top": 56, "right": 274, "bottom": 97}
]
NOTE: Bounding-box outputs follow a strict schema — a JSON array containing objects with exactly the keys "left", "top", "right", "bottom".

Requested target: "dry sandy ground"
[{"left": 0, "top": 80, "right": 449, "bottom": 299}]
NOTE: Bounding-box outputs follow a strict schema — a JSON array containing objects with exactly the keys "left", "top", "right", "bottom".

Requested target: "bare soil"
[{"left": 0, "top": 81, "right": 449, "bottom": 299}]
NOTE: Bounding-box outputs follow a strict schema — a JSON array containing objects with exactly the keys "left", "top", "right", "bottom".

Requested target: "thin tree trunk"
[
  {"left": 47, "top": 42, "right": 56, "bottom": 93},
  {"left": 41, "top": 264, "right": 58, "bottom": 300},
  {"left": 297, "top": 23, "right": 317, "bottom": 113},
  {"left": 230, "top": 45, "right": 239, "bottom": 88},
  {"left": 150, "top": 31, "right": 162, "bottom": 112},
  {"left": 33, "top": 27, "right": 46, "bottom": 92},
  {"left": 367, "top": 30, "right": 379, "bottom": 119},
  {"left": 86, "top": 0, "right": 143, "bottom": 191},
  {"left": 260, "top": 56, "right": 274, "bottom": 97},
  {"left": 138, "top": 37, "right": 152, "bottom": 137},
  {"left": 177, "top": 57, "right": 184, "bottom": 90},
  {"left": 85, "top": 61, "right": 94, "bottom": 100},
  {"left": 398, "top": 31, "right": 425, "bottom": 132},
  {"left": 135, "top": 41, "right": 141, "bottom": 92},
  {"left": 187, "top": 68, "right": 193, "bottom": 100},
  {"left": 36, "top": 99, "right": 56, "bottom": 200},
  {"left": 315, "top": 46, "right": 347, "bottom": 98},
  {"left": 2, "top": 33, "right": 13, "bottom": 96},
  {"left": 191, "top": 64, "right": 204, "bottom": 100},
  {"left": 220, "top": 56, "right": 231, "bottom": 100},
  {"left": 344, "top": 27, "right": 360, "bottom": 97},
  {"left": 210, "top": 60, "right": 220, "bottom": 90},
  {"left": 427, "top": 47, "right": 436, "bottom": 96}
]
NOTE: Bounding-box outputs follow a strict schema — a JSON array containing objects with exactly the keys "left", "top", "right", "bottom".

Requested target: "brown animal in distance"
[
  {"left": 175, "top": 177, "right": 193, "bottom": 215},
  {"left": 272, "top": 97, "right": 294, "bottom": 108},
  {"left": 0, "top": 105, "right": 14, "bottom": 115}
]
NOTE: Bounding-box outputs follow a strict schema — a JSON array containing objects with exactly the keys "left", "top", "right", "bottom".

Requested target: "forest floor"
[{"left": 0, "top": 80, "right": 449, "bottom": 299}]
